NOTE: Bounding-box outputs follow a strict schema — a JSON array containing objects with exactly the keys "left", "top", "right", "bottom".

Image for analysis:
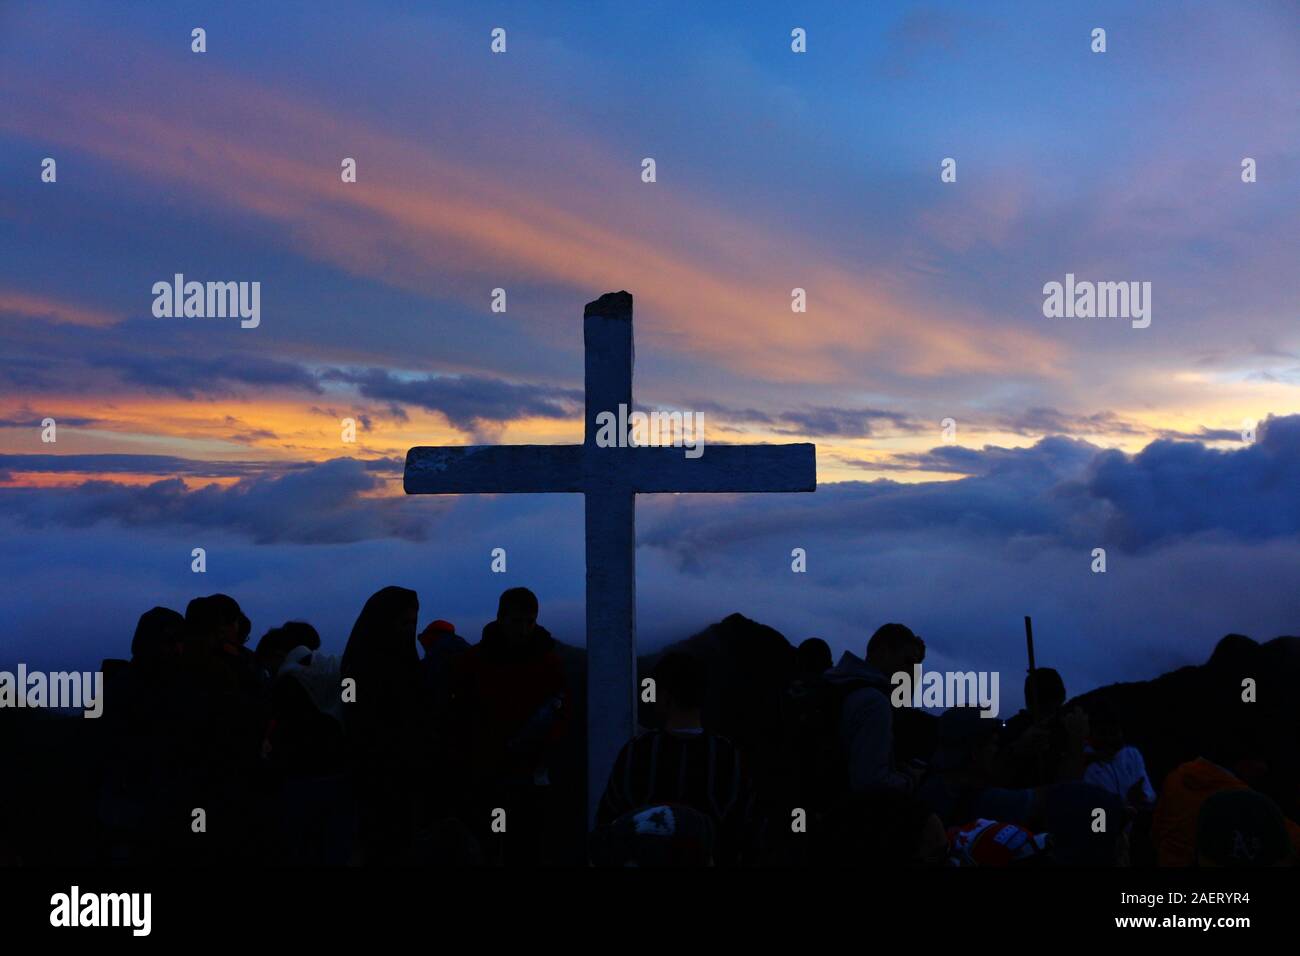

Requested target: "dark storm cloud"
[
  {"left": 0, "top": 453, "right": 275, "bottom": 478},
  {"left": 323, "top": 368, "right": 583, "bottom": 428},
  {"left": 996, "top": 407, "right": 1147, "bottom": 438},
  {"left": 1153, "top": 426, "right": 1246, "bottom": 442},
  {"left": 7, "top": 311, "right": 1068, "bottom": 446},
  {"left": 360, "top": 456, "right": 405, "bottom": 475},
  {"left": 90, "top": 351, "right": 322, "bottom": 398},
  {"left": 640, "top": 441, "right": 1106, "bottom": 568},
  {"left": 0, "top": 413, "right": 102, "bottom": 428},
  {"left": 1088, "top": 414, "right": 1300, "bottom": 549},
  {"left": 0, "top": 354, "right": 63, "bottom": 391},
  {"left": 1, "top": 317, "right": 577, "bottom": 431},
  {"left": 0, "top": 457, "right": 431, "bottom": 544},
  {"left": 310, "top": 406, "right": 409, "bottom": 430},
  {"left": 866, "top": 436, "right": 1102, "bottom": 478},
  {"left": 0, "top": 317, "right": 321, "bottom": 399},
  {"left": 774, "top": 407, "right": 922, "bottom": 438},
  {"left": 691, "top": 400, "right": 924, "bottom": 438},
  {"left": 644, "top": 417, "right": 1300, "bottom": 564}
]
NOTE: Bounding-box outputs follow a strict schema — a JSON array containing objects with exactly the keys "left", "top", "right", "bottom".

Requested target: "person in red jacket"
[{"left": 451, "top": 587, "right": 569, "bottom": 865}]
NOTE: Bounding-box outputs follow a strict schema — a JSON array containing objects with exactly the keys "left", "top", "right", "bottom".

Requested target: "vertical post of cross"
[{"left": 582, "top": 291, "right": 637, "bottom": 822}]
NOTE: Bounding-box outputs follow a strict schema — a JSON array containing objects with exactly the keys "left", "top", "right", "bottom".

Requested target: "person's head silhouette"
[
  {"left": 796, "top": 637, "right": 832, "bottom": 676},
  {"left": 866, "top": 623, "right": 925, "bottom": 677},
  {"left": 1025, "top": 668, "right": 1066, "bottom": 716},
  {"left": 653, "top": 651, "right": 706, "bottom": 730},
  {"left": 496, "top": 587, "right": 539, "bottom": 646}
]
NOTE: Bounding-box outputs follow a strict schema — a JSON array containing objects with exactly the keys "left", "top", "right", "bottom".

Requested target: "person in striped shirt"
[{"left": 595, "top": 651, "right": 756, "bottom": 864}]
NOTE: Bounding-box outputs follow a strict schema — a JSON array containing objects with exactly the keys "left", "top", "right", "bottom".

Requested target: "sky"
[{"left": 1, "top": 1, "right": 1298, "bottom": 711}]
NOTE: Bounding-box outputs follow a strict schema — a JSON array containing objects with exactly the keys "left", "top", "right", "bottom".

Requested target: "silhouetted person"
[
  {"left": 999, "top": 667, "right": 1088, "bottom": 787},
  {"left": 113, "top": 607, "right": 186, "bottom": 736},
  {"left": 1009, "top": 668, "right": 1067, "bottom": 728},
  {"left": 410, "top": 619, "right": 470, "bottom": 819},
  {"left": 917, "top": 708, "right": 1044, "bottom": 830},
  {"left": 270, "top": 649, "right": 345, "bottom": 778},
  {"left": 266, "top": 644, "right": 351, "bottom": 865},
  {"left": 1196, "top": 790, "right": 1294, "bottom": 867},
  {"left": 418, "top": 619, "right": 469, "bottom": 726},
  {"left": 795, "top": 637, "right": 833, "bottom": 678},
  {"left": 1082, "top": 701, "right": 1155, "bottom": 808},
  {"left": 166, "top": 594, "right": 268, "bottom": 863},
  {"left": 773, "top": 639, "right": 840, "bottom": 815},
  {"left": 95, "top": 606, "right": 189, "bottom": 863},
  {"left": 824, "top": 623, "right": 926, "bottom": 794},
  {"left": 100, "top": 606, "right": 185, "bottom": 727},
  {"left": 596, "top": 652, "right": 755, "bottom": 865},
  {"left": 341, "top": 585, "right": 424, "bottom": 863},
  {"left": 452, "top": 587, "right": 568, "bottom": 865},
  {"left": 1152, "top": 727, "right": 1300, "bottom": 866},
  {"left": 256, "top": 621, "right": 321, "bottom": 679},
  {"left": 131, "top": 606, "right": 186, "bottom": 663},
  {"left": 183, "top": 593, "right": 265, "bottom": 699}
]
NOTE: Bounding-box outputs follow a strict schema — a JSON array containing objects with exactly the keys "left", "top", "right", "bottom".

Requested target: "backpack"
[{"left": 776, "top": 673, "right": 887, "bottom": 814}]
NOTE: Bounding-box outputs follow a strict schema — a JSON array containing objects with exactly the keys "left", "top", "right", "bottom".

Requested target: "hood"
[
  {"left": 1178, "top": 757, "right": 1241, "bottom": 792},
  {"left": 823, "top": 650, "right": 889, "bottom": 687}
]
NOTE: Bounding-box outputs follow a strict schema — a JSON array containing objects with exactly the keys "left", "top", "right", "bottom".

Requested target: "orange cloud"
[{"left": 0, "top": 291, "right": 118, "bottom": 328}]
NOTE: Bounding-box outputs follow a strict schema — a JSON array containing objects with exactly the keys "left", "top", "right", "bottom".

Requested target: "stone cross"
[{"left": 404, "top": 291, "right": 816, "bottom": 819}]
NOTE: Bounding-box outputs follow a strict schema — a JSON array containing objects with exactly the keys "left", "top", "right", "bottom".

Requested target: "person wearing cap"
[
  {"left": 418, "top": 618, "right": 468, "bottom": 693},
  {"left": 823, "top": 622, "right": 926, "bottom": 794}
]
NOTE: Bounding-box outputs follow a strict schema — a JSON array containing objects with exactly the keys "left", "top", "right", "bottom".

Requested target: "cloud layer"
[
  {"left": 2, "top": 457, "right": 426, "bottom": 544},
  {"left": 4, "top": 422, "right": 1299, "bottom": 712}
]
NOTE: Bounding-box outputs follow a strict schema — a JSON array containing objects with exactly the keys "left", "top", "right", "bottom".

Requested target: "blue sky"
[{"left": 1, "top": 1, "right": 1298, "bottom": 710}]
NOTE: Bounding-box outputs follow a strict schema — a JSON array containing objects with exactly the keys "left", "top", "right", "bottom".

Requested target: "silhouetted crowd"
[{"left": 3, "top": 589, "right": 1296, "bottom": 867}]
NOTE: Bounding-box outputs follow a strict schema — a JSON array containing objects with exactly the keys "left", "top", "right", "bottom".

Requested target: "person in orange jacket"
[
  {"left": 451, "top": 587, "right": 569, "bottom": 864},
  {"left": 1152, "top": 755, "right": 1300, "bottom": 866}
]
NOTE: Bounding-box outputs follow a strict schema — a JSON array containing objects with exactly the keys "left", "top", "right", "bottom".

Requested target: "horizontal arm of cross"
[
  {"left": 404, "top": 445, "right": 583, "bottom": 494},
  {"left": 618, "top": 443, "right": 815, "bottom": 493},
  {"left": 404, "top": 442, "right": 815, "bottom": 495}
]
